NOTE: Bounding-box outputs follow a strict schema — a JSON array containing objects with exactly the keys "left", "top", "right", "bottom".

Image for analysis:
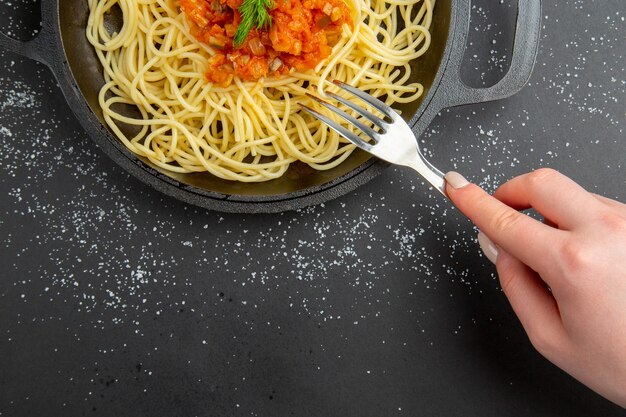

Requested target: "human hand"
[{"left": 444, "top": 168, "right": 626, "bottom": 408}]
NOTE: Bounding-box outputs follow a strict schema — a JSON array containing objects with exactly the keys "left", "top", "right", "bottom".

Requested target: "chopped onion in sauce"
[
  {"left": 248, "top": 37, "right": 266, "bottom": 56},
  {"left": 269, "top": 57, "right": 283, "bottom": 72}
]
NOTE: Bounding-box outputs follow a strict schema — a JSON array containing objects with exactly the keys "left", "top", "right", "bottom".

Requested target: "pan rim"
[{"left": 49, "top": 0, "right": 459, "bottom": 213}]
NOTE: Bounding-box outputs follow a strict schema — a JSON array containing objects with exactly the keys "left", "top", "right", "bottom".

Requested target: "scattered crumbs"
[{"left": 0, "top": 0, "right": 624, "bottom": 415}]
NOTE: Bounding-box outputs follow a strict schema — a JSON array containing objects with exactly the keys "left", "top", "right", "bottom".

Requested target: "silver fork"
[{"left": 301, "top": 80, "right": 446, "bottom": 196}]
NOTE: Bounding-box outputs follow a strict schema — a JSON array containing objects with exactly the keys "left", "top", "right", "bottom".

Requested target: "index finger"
[{"left": 445, "top": 172, "right": 564, "bottom": 276}]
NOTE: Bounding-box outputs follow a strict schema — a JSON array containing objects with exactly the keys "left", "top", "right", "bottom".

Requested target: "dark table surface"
[{"left": 1, "top": 0, "right": 625, "bottom": 416}]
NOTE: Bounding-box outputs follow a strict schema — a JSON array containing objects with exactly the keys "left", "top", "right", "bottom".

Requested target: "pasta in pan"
[{"left": 87, "top": 0, "right": 433, "bottom": 181}]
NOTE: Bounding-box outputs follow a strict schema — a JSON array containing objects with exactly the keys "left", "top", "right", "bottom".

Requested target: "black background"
[{"left": 1, "top": 0, "right": 625, "bottom": 416}]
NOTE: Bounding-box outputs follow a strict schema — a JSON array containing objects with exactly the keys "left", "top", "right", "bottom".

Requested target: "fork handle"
[{"left": 405, "top": 152, "right": 447, "bottom": 197}]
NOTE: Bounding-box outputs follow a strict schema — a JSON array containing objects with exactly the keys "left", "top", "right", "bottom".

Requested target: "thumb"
[
  {"left": 444, "top": 171, "right": 560, "bottom": 278},
  {"left": 480, "top": 232, "right": 566, "bottom": 358}
]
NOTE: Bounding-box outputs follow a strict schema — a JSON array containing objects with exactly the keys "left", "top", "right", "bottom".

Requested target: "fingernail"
[
  {"left": 445, "top": 171, "right": 470, "bottom": 189},
  {"left": 477, "top": 231, "right": 499, "bottom": 264}
]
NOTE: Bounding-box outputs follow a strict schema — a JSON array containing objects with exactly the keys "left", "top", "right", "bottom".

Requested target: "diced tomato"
[{"left": 180, "top": 0, "right": 353, "bottom": 85}]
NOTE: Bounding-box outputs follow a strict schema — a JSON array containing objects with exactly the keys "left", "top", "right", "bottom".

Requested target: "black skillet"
[{"left": 0, "top": 0, "right": 541, "bottom": 213}]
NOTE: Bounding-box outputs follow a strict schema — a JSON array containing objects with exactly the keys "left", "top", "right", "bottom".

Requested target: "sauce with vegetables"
[{"left": 180, "top": 0, "right": 352, "bottom": 86}]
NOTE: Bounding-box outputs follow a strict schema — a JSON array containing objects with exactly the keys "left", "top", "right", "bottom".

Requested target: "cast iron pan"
[{"left": 0, "top": 0, "right": 541, "bottom": 213}]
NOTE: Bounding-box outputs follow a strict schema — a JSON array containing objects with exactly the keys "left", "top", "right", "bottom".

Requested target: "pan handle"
[
  {"left": 0, "top": 0, "right": 55, "bottom": 65},
  {"left": 440, "top": 0, "right": 542, "bottom": 108}
]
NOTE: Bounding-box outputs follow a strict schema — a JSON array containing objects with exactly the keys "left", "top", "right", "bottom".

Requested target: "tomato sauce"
[{"left": 180, "top": 0, "right": 353, "bottom": 86}]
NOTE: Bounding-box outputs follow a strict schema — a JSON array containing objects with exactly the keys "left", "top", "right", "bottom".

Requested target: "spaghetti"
[{"left": 87, "top": 0, "right": 433, "bottom": 182}]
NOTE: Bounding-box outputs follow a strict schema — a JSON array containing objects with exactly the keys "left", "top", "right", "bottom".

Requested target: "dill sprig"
[{"left": 233, "top": 0, "right": 274, "bottom": 47}]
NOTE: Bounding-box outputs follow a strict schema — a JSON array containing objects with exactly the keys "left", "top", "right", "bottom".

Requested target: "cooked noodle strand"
[{"left": 87, "top": 0, "right": 433, "bottom": 182}]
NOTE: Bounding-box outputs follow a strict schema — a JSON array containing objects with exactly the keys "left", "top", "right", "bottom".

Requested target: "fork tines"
[{"left": 301, "top": 80, "right": 396, "bottom": 151}]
